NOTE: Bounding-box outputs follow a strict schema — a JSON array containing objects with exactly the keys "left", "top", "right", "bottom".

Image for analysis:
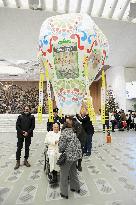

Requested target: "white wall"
[
  {"left": 125, "top": 67, "right": 136, "bottom": 111},
  {"left": 106, "top": 66, "right": 126, "bottom": 111},
  {"left": 106, "top": 66, "right": 136, "bottom": 112},
  {"left": 126, "top": 99, "right": 136, "bottom": 111},
  {"left": 125, "top": 67, "right": 136, "bottom": 82}
]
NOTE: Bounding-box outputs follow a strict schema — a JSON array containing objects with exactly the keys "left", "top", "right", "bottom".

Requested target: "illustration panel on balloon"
[{"left": 53, "top": 41, "right": 79, "bottom": 79}]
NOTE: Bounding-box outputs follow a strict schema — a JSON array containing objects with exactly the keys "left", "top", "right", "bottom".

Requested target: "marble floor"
[{"left": 0, "top": 130, "right": 136, "bottom": 205}]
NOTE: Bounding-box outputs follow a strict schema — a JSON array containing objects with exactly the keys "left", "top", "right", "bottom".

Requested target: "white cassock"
[{"left": 44, "top": 131, "right": 60, "bottom": 172}]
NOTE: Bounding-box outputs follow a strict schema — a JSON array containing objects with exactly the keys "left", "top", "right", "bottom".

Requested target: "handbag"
[{"left": 56, "top": 152, "right": 67, "bottom": 166}]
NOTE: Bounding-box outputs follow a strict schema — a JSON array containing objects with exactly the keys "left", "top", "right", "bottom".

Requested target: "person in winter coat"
[
  {"left": 14, "top": 105, "right": 35, "bottom": 170},
  {"left": 58, "top": 116, "right": 82, "bottom": 199},
  {"left": 76, "top": 109, "right": 94, "bottom": 156}
]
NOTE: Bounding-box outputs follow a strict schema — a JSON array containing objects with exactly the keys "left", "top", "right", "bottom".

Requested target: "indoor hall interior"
[{"left": 0, "top": 0, "right": 136, "bottom": 205}]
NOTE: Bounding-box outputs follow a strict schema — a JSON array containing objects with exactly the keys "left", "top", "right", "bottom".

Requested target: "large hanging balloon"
[{"left": 39, "top": 13, "right": 109, "bottom": 115}]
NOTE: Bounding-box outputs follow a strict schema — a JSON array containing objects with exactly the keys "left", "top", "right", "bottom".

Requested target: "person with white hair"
[{"left": 44, "top": 123, "right": 60, "bottom": 183}]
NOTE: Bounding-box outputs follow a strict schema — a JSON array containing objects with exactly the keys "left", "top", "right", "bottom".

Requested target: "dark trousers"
[
  {"left": 134, "top": 123, "right": 136, "bottom": 131},
  {"left": 111, "top": 121, "right": 115, "bottom": 131},
  {"left": 130, "top": 123, "right": 134, "bottom": 129},
  {"left": 78, "top": 145, "right": 83, "bottom": 167},
  {"left": 83, "top": 134, "right": 93, "bottom": 154},
  {"left": 127, "top": 122, "right": 130, "bottom": 131},
  {"left": 16, "top": 137, "right": 31, "bottom": 160}
]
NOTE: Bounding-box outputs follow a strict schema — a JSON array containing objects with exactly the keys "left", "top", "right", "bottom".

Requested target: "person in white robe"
[{"left": 44, "top": 123, "right": 60, "bottom": 182}]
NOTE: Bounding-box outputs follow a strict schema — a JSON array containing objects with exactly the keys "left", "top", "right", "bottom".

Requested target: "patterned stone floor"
[{"left": 0, "top": 130, "right": 136, "bottom": 205}]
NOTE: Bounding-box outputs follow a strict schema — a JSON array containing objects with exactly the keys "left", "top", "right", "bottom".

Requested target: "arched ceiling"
[
  {"left": 0, "top": 0, "right": 136, "bottom": 81},
  {"left": 0, "top": 0, "right": 136, "bottom": 23}
]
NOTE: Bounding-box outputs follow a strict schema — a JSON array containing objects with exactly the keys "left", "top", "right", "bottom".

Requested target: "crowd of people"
[
  {"left": 107, "top": 109, "right": 136, "bottom": 132},
  {"left": 0, "top": 84, "right": 48, "bottom": 114},
  {"left": 14, "top": 106, "right": 94, "bottom": 199},
  {"left": 13, "top": 103, "right": 136, "bottom": 200}
]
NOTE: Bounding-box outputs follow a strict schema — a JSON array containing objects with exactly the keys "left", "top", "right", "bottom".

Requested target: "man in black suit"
[{"left": 14, "top": 105, "right": 35, "bottom": 170}]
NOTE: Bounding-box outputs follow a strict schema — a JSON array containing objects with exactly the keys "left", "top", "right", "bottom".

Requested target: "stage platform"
[{"left": 0, "top": 114, "right": 103, "bottom": 132}]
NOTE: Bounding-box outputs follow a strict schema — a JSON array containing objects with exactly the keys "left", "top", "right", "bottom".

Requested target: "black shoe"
[
  {"left": 85, "top": 153, "right": 91, "bottom": 156},
  {"left": 60, "top": 193, "right": 68, "bottom": 199},
  {"left": 49, "top": 179, "right": 54, "bottom": 184},
  {"left": 77, "top": 166, "right": 82, "bottom": 172},
  {"left": 52, "top": 170, "right": 58, "bottom": 183},
  {"left": 14, "top": 160, "right": 20, "bottom": 170},
  {"left": 54, "top": 172, "right": 58, "bottom": 181},
  {"left": 48, "top": 173, "right": 52, "bottom": 179},
  {"left": 48, "top": 173, "right": 54, "bottom": 184},
  {"left": 24, "top": 160, "right": 31, "bottom": 167},
  {"left": 49, "top": 180, "right": 57, "bottom": 185},
  {"left": 70, "top": 189, "right": 80, "bottom": 193},
  {"left": 49, "top": 176, "right": 57, "bottom": 184}
]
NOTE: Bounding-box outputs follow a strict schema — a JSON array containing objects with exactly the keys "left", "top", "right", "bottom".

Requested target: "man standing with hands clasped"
[{"left": 14, "top": 105, "right": 35, "bottom": 170}]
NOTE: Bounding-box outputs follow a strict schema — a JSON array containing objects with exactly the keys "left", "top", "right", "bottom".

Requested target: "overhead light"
[
  {"left": 16, "top": 60, "right": 30, "bottom": 64},
  {"left": 9, "top": 74, "right": 18, "bottom": 76}
]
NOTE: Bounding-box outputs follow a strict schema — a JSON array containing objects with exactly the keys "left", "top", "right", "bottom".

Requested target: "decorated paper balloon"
[{"left": 39, "top": 13, "right": 109, "bottom": 115}]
